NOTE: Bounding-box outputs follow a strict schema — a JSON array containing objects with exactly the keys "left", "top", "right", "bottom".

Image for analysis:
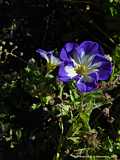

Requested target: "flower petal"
[
  {"left": 50, "top": 54, "right": 61, "bottom": 66},
  {"left": 76, "top": 77, "right": 97, "bottom": 92},
  {"left": 36, "top": 49, "right": 49, "bottom": 62},
  {"left": 69, "top": 41, "right": 104, "bottom": 65},
  {"left": 60, "top": 42, "right": 78, "bottom": 61},
  {"left": 92, "top": 54, "right": 112, "bottom": 80},
  {"left": 71, "top": 50, "right": 82, "bottom": 65},
  {"left": 76, "top": 80, "right": 87, "bottom": 92},
  {"left": 89, "top": 72, "right": 98, "bottom": 82},
  {"left": 64, "top": 65, "right": 77, "bottom": 78},
  {"left": 85, "top": 72, "right": 99, "bottom": 82},
  {"left": 97, "top": 62, "right": 112, "bottom": 80},
  {"left": 75, "top": 45, "right": 85, "bottom": 59},
  {"left": 58, "top": 64, "right": 77, "bottom": 82},
  {"left": 92, "top": 54, "right": 110, "bottom": 64},
  {"left": 79, "top": 41, "right": 104, "bottom": 56},
  {"left": 76, "top": 72, "right": 98, "bottom": 92}
]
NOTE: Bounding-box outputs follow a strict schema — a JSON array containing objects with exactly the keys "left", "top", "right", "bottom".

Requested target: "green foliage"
[
  {"left": 105, "top": 0, "right": 120, "bottom": 16},
  {"left": 1, "top": 1, "right": 120, "bottom": 158},
  {"left": 0, "top": 40, "right": 120, "bottom": 159}
]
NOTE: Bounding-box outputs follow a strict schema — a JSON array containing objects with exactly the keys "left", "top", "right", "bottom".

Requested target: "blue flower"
[
  {"left": 58, "top": 41, "right": 112, "bottom": 92},
  {"left": 36, "top": 48, "right": 61, "bottom": 71}
]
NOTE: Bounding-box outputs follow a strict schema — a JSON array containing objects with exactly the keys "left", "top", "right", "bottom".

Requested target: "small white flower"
[{"left": 36, "top": 49, "right": 61, "bottom": 71}]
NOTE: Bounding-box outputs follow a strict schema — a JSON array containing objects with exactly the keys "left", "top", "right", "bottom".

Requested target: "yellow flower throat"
[
  {"left": 47, "top": 63, "right": 56, "bottom": 71},
  {"left": 75, "top": 64, "right": 88, "bottom": 75}
]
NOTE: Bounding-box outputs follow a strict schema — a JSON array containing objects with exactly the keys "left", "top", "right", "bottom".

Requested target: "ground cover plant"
[{"left": 0, "top": 0, "right": 120, "bottom": 160}]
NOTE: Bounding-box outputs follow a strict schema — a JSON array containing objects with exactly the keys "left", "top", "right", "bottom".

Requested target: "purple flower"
[
  {"left": 58, "top": 41, "right": 112, "bottom": 92},
  {"left": 36, "top": 48, "right": 61, "bottom": 71}
]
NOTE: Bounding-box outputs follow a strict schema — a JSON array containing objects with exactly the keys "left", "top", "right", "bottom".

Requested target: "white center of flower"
[
  {"left": 64, "top": 52, "right": 102, "bottom": 80},
  {"left": 71, "top": 52, "right": 101, "bottom": 77}
]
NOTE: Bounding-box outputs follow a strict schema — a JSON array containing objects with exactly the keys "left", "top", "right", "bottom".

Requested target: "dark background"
[{"left": 0, "top": 0, "right": 120, "bottom": 160}]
